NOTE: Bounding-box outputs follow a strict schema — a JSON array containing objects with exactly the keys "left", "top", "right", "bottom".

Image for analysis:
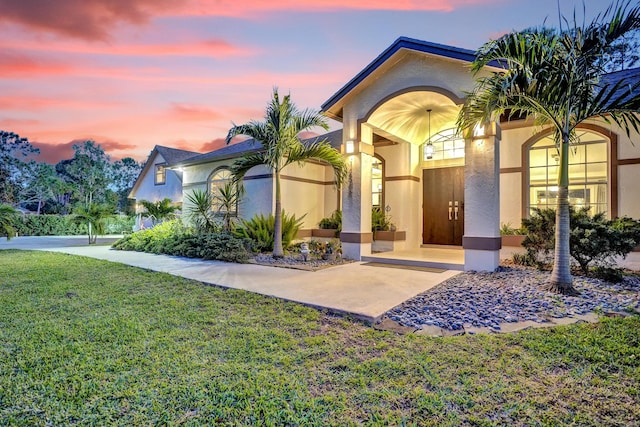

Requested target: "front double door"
[{"left": 423, "top": 167, "right": 464, "bottom": 245}]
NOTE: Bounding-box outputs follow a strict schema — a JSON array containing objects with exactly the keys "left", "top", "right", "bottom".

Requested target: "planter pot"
[
  {"left": 312, "top": 228, "right": 339, "bottom": 238},
  {"left": 373, "top": 230, "right": 406, "bottom": 241},
  {"left": 501, "top": 235, "right": 525, "bottom": 247},
  {"left": 321, "top": 252, "right": 337, "bottom": 261}
]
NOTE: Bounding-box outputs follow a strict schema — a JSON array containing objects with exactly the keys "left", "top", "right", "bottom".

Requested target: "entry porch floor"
[{"left": 362, "top": 245, "right": 466, "bottom": 271}]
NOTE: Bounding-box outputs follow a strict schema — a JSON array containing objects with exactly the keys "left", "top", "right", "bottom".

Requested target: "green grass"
[{"left": 1, "top": 250, "right": 639, "bottom": 426}]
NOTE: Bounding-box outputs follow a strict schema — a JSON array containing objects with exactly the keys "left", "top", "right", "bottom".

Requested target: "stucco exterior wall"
[
  {"left": 280, "top": 162, "right": 337, "bottom": 229},
  {"left": 130, "top": 152, "right": 183, "bottom": 213}
]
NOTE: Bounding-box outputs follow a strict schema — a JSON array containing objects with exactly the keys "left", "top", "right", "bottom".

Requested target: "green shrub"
[
  {"left": 14, "top": 214, "right": 87, "bottom": 236},
  {"left": 318, "top": 210, "right": 342, "bottom": 230},
  {"left": 234, "top": 211, "right": 304, "bottom": 252},
  {"left": 112, "top": 220, "right": 189, "bottom": 254},
  {"left": 0, "top": 205, "right": 19, "bottom": 240},
  {"left": 173, "top": 234, "right": 253, "bottom": 263},
  {"left": 521, "top": 208, "right": 558, "bottom": 268},
  {"left": 570, "top": 209, "right": 640, "bottom": 274},
  {"left": 521, "top": 207, "right": 640, "bottom": 275},
  {"left": 112, "top": 219, "right": 252, "bottom": 263},
  {"left": 500, "top": 222, "right": 524, "bottom": 235},
  {"left": 372, "top": 207, "right": 391, "bottom": 232}
]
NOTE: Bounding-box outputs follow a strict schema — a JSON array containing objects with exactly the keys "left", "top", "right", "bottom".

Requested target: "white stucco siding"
[
  {"left": 500, "top": 172, "right": 522, "bottom": 228},
  {"left": 500, "top": 126, "right": 536, "bottom": 169},
  {"left": 281, "top": 162, "right": 336, "bottom": 229},
  {"left": 618, "top": 164, "right": 640, "bottom": 218}
]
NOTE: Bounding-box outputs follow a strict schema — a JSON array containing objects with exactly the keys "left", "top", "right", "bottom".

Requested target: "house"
[
  {"left": 130, "top": 37, "right": 640, "bottom": 271},
  {"left": 174, "top": 131, "right": 343, "bottom": 235},
  {"left": 129, "top": 145, "right": 202, "bottom": 213}
]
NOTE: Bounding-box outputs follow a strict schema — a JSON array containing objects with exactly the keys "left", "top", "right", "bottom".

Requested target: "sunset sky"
[{"left": 1, "top": 0, "right": 604, "bottom": 163}]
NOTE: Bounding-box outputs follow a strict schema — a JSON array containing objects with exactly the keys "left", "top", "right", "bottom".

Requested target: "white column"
[
  {"left": 463, "top": 122, "right": 502, "bottom": 271},
  {"left": 340, "top": 126, "right": 374, "bottom": 260}
]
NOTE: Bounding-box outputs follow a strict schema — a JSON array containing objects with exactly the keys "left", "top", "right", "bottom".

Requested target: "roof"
[
  {"left": 128, "top": 145, "right": 201, "bottom": 199},
  {"left": 175, "top": 129, "right": 344, "bottom": 168},
  {"left": 601, "top": 66, "right": 640, "bottom": 106},
  {"left": 176, "top": 138, "right": 262, "bottom": 167},
  {"left": 154, "top": 145, "right": 201, "bottom": 165},
  {"left": 320, "top": 37, "right": 503, "bottom": 116}
]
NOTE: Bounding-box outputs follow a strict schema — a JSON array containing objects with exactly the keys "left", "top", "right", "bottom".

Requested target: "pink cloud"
[
  {"left": 169, "top": 103, "right": 225, "bottom": 123},
  {"left": 0, "top": 51, "right": 73, "bottom": 77},
  {"left": 198, "top": 137, "right": 228, "bottom": 153},
  {"left": 0, "top": 0, "right": 176, "bottom": 40},
  {"left": 31, "top": 138, "right": 139, "bottom": 164},
  {"left": 179, "top": 0, "right": 500, "bottom": 16},
  {"left": 1, "top": 38, "right": 255, "bottom": 58},
  {"left": 0, "top": 0, "right": 503, "bottom": 40},
  {"left": 0, "top": 95, "right": 123, "bottom": 111}
]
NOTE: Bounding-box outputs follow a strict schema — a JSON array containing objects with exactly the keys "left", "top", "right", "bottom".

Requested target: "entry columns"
[
  {"left": 463, "top": 122, "right": 501, "bottom": 271},
  {"left": 340, "top": 139, "right": 374, "bottom": 260}
]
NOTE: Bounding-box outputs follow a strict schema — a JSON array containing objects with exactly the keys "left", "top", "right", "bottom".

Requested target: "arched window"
[
  {"left": 208, "top": 167, "right": 236, "bottom": 216},
  {"left": 422, "top": 128, "right": 465, "bottom": 163},
  {"left": 528, "top": 130, "right": 608, "bottom": 216},
  {"left": 372, "top": 155, "right": 384, "bottom": 209}
]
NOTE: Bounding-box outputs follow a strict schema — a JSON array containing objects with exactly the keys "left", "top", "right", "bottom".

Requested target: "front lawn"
[{"left": 1, "top": 250, "right": 639, "bottom": 426}]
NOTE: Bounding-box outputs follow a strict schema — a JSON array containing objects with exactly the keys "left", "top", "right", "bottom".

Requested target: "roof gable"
[{"left": 321, "top": 37, "right": 496, "bottom": 118}]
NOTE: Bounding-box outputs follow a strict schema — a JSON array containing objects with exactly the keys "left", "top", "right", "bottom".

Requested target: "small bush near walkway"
[{"left": 112, "top": 219, "right": 253, "bottom": 263}]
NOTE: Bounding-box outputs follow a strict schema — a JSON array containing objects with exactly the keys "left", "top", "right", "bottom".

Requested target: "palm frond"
[{"left": 285, "top": 141, "right": 347, "bottom": 187}]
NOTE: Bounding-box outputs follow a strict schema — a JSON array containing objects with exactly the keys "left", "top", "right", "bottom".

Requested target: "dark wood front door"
[{"left": 423, "top": 167, "right": 464, "bottom": 245}]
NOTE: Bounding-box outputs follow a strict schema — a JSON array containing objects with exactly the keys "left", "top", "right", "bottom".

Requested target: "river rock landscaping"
[{"left": 385, "top": 264, "right": 640, "bottom": 332}]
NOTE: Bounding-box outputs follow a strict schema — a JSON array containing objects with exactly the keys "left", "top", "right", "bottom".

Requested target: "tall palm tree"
[
  {"left": 459, "top": 1, "right": 640, "bottom": 294},
  {"left": 226, "top": 89, "right": 347, "bottom": 258}
]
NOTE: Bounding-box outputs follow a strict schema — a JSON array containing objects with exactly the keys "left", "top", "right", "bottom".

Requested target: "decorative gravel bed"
[{"left": 386, "top": 265, "right": 640, "bottom": 332}]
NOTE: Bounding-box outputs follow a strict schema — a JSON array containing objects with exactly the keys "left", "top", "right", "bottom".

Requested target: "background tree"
[
  {"left": 111, "top": 157, "right": 144, "bottom": 213},
  {"left": 0, "top": 131, "right": 39, "bottom": 204},
  {"left": 62, "top": 140, "right": 112, "bottom": 207},
  {"left": 459, "top": 0, "right": 640, "bottom": 294},
  {"left": 226, "top": 89, "right": 347, "bottom": 258},
  {"left": 22, "top": 163, "right": 62, "bottom": 214}
]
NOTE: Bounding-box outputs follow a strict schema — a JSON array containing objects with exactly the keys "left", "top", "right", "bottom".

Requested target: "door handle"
[
  {"left": 448, "top": 201, "right": 453, "bottom": 221},
  {"left": 454, "top": 201, "right": 459, "bottom": 220}
]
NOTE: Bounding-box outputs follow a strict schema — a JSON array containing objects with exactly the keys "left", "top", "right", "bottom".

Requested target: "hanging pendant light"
[{"left": 424, "top": 109, "right": 434, "bottom": 160}]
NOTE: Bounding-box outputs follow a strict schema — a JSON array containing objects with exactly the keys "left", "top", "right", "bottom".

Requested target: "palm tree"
[
  {"left": 140, "top": 198, "right": 180, "bottom": 226},
  {"left": 226, "top": 89, "right": 347, "bottom": 258},
  {"left": 459, "top": 1, "right": 640, "bottom": 294},
  {"left": 0, "top": 204, "right": 18, "bottom": 240},
  {"left": 73, "top": 203, "right": 114, "bottom": 244}
]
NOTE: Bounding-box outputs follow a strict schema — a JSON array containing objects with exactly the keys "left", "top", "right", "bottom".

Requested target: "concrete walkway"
[{"left": 0, "top": 236, "right": 460, "bottom": 323}]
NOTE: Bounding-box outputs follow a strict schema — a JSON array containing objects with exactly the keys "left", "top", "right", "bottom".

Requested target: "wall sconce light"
[
  {"left": 345, "top": 140, "right": 355, "bottom": 154},
  {"left": 473, "top": 123, "right": 485, "bottom": 139}
]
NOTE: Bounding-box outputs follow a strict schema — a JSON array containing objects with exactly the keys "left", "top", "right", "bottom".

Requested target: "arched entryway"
[{"left": 362, "top": 87, "right": 466, "bottom": 246}]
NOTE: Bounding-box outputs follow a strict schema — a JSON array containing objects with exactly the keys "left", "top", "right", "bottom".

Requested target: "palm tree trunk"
[
  {"left": 273, "top": 170, "right": 284, "bottom": 258},
  {"left": 548, "top": 137, "right": 578, "bottom": 295}
]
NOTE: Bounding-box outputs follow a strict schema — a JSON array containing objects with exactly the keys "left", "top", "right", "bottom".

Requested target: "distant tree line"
[{"left": 0, "top": 130, "right": 144, "bottom": 215}]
